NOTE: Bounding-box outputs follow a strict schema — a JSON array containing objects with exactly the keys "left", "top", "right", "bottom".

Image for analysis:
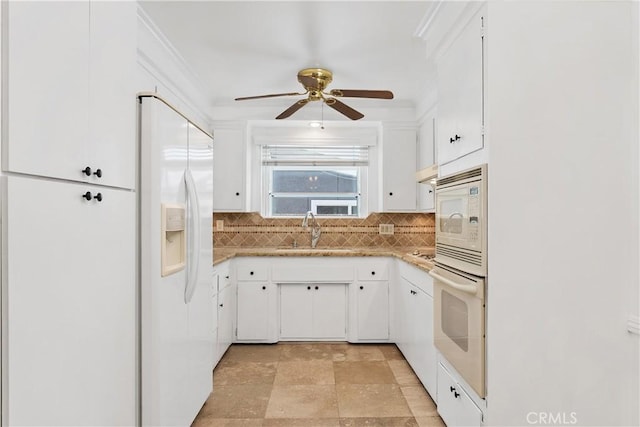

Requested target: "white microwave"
[{"left": 435, "top": 164, "right": 487, "bottom": 277}]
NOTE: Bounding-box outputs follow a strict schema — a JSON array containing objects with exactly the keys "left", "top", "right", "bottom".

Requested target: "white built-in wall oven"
[{"left": 429, "top": 164, "right": 487, "bottom": 398}]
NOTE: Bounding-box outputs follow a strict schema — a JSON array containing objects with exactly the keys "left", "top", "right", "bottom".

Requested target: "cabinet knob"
[
  {"left": 235, "top": 192, "right": 240, "bottom": 196},
  {"left": 371, "top": 271, "right": 376, "bottom": 276},
  {"left": 428, "top": 190, "right": 433, "bottom": 194},
  {"left": 454, "top": 391, "right": 460, "bottom": 398},
  {"left": 307, "top": 286, "right": 311, "bottom": 290},
  {"left": 219, "top": 303, "right": 223, "bottom": 307},
  {"left": 250, "top": 271, "right": 254, "bottom": 275},
  {"left": 389, "top": 192, "right": 393, "bottom": 196},
  {"left": 262, "top": 286, "right": 266, "bottom": 290},
  {"left": 225, "top": 275, "right": 230, "bottom": 279},
  {"left": 359, "top": 285, "right": 364, "bottom": 290},
  {"left": 94, "top": 193, "right": 103, "bottom": 202},
  {"left": 315, "top": 286, "right": 319, "bottom": 290},
  {"left": 82, "top": 166, "right": 92, "bottom": 176},
  {"left": 82, "top": 191, "right": 92, "bottom": 201},
  {"left": 93, "top": 168, "right": 102, "bottom": 178},
  {"left": 450, "top": 134, "right": 461, "bottom": 143}
]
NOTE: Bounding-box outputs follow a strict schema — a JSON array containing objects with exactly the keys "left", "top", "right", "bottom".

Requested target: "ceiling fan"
[{"left": 234, "top": 68, "right": 394, "bottom": 120}]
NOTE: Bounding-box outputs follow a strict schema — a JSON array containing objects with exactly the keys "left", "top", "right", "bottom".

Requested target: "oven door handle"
[{"left": 428, "top": 270, "right": 478, "bottom": 295}]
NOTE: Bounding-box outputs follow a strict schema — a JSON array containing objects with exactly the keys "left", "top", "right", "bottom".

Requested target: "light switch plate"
[{"left": 379, "top": 224, "right": 394, "bottom": 235}]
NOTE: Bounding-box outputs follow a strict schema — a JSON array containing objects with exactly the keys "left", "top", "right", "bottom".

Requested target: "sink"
[{"left": 275, "top": 248, "right": 354, "bottom": 253}]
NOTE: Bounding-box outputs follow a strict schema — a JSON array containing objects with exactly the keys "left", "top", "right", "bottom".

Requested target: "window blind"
[{"left": 262, "top": 145, "right": 369, "bottom": 166}]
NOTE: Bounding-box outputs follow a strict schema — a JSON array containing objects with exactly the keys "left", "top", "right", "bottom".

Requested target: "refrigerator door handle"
[{"left": 184, "top": 168, "right": 201, "bottom": 304}]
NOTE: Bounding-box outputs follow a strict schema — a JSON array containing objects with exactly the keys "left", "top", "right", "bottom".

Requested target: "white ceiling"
[{"left": 139, "top": 1, "right": 438, "bottom": 118}]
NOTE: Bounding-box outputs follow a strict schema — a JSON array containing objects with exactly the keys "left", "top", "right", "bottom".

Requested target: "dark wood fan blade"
[
  {"left": 276, "top": 99, "right": 309, "bottom": 119},
  {"left": 235, "top": 92, "right": 303, "bottom": 101},
  {"left": 298, "top": 75, "right": 320, "bottom": 90},
  {"left": 329, "top": 89, "right": 394, "bottom": 99},
  {"left": 325, "top": 98, "right": 364, "bottom": 120}
]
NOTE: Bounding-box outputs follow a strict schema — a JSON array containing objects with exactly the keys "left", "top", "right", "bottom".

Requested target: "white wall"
[{"left": 485, "top": 2, "right": 639, "bottom": 426}]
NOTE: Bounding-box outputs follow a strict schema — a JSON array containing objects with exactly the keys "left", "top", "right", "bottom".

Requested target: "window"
[{"left": 263, "top": 145, "right": 368, "bottom": 217}]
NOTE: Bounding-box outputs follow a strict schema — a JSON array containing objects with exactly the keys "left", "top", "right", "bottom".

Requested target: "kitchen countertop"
[{"left": 213, "top": 247, "right": 435, "bottom": 272}]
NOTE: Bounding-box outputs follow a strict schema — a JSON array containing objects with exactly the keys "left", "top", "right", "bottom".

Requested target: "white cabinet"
[
  {"left": 1, "top": 176, "right": 135, "bottom": 426},
  {"left": 351, "top": 258, "right": 390, "bottom": 341},
  {"left": 237, "top": 282, "right": 271, "bottom": 341},
  {"left": 280, "top": 283, "right": 347, "bottom": 340},
  {"left": 417, "top": 116, "right": 436, "bottom": 211},
  {"left": 354, "top": 281, "right": 389, "bottom": 341},
  {"left": 396, "top": 262, "right": 437, "bottom": 399},
  {"left": 381, "top": 126, "right": 417, "bottom": 211},
  {"left": 217, "top": 281, "right": 235, "bottom": 358},
  {"left": 437, "top": 8, "right": 485, "bottom": 166},
  {"left": 212, "top": 126, "right": 247, "bottom": 211},
  {"left": 2, "top": 1, "right": 136, "bottom": 188},
  {"left": 437, "top": 363, "right": 483, "bottom": 427}
]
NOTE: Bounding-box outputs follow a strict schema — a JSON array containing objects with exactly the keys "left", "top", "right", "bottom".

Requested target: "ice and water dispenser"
[{"left": 161, "top": 203, "right": 186, "bottom": 276}]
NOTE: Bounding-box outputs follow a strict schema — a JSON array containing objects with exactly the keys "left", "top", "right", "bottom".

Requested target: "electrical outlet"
[
  {"left": 215, "top": 220, "right": 224, "bottom": 231},
  {"left": 378, "top": 224, "right": 394, "bottom": 235}
]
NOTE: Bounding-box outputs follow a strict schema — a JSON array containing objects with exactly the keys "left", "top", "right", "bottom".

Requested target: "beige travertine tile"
[
  {"left": 264, "top": 418, "right": 341, "bottom": 426},
  {"left": 334, "top": 361, "right": 396, "bottom": 384},
  {"left": 192, "top": 417, "right": 263, "bottom": 427},
  {"left": 265, "top": 385, "right": 339, "bottom": 419},
  {"left": 197, "top": 384, "right": 272, "bottom": 419},
  {"left": 388, "top": 360, "right": 421, "bottom": 385},
  {"left": 218, "top": 344, "right": 281, "bottom": 365},
  {"left": 331, "top": 344, "right": 386, "bottom": 362},
  {"left": 213, "top": 361, "right": 278, "bottom": 386},
  {"left": 415, "top": 416, "right": 446, "bottom": 427},
  {"left": 400, "top": 386, "right": 438, "bottom": 417},
  {"left": 335, "top": 384, "right": 413, "bottom": 418},
  {"left": 274, "top": 360, "right": 335, "bottom": 385},
  {"left": 278, "top": 343, "right": 334, "bottom": 361},
  {"left": 339, "top": 417, "right": 419, "bottom": 427},
  {"left": 377, "top": 344, "right": 405, "bottom": 361}
]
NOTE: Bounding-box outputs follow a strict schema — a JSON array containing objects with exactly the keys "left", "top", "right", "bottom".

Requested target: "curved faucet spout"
[{"left": 302, "top": 211, "right": 322, "bottom": 248}]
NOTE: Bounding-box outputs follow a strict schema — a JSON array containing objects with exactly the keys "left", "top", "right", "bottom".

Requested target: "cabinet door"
[
  {"left": 313, "top": 284, "right": 347, "bottom": 339},
  {"left": 356, "top": 281, "right": 389, "bottom": 340},
  {"left": 395, "top": 278, "right": 412, "bottom": 357},
  {"left": 88, "top": 1, "right": 136, "bottom": 189},
  {"left": 217, "top": 285, "right": 235, "bottom": 357},
  {"left": 213, "top": 127, "right": 246, "bottom": 211},
  {"left": 3, "top": 1, "right": 90, "bottom": 181},
  {"left": 3, "top": 176, "right": 135, "bottom": 426},
  {"left": 237, "top": 282, "right": 270, "bottom": 340},
  {"left": 280, "top": 284, "right": 314, "bottom": 338},
  {"left": 382, "top": 127, "right": 417, "bottom": 211},
  {"left": 413, "top": 289, "right": 437, "bottom": 397},
  {"left": 417, "top": 117, "right": 435, "bottom": 211},
  {"left": 437, "top": 12, "right": 484, "bottom": 165},
  {"left": 437, "top": 363, "right": 483, "bottom": 427}
]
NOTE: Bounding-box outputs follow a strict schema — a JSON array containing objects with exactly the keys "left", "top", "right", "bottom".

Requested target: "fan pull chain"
[{"left": 321, "top": 101, "right": 325, "bottom": 130}]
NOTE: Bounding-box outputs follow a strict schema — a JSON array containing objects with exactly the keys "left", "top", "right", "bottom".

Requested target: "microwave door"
[{"left": 437, "top": 186, "right": 468, "bottom": 243}]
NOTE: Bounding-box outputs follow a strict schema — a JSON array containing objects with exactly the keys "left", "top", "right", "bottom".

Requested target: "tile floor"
[{"left": 192, "top": 343, "right": 445, "bottom": 427}]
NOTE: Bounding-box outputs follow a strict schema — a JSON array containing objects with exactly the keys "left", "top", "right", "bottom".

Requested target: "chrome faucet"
[{"left": 302, "top": 211, "right": 321, "bottom": 248}]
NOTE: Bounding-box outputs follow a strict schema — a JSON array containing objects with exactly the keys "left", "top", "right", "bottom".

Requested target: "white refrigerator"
[{"left": 138, "top": 94, "right": 215, "bottom": 426}]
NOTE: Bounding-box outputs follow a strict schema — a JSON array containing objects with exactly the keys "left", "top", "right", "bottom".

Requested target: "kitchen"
[{"left": 0, "top": 1, "right": 638, "bottom": 427}]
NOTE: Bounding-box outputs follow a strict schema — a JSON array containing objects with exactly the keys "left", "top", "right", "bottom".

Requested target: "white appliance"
[
  {"left": 434, "top": 164, "right": 487, "bottom": 277},
  {"left": 430, "top": 164, "right": 488, "bottom": 398},
  {"left": 138, "top": 94, "right": 215, "bottom": 426}
]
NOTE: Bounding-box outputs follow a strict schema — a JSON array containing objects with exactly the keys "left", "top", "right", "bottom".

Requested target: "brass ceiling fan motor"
[{"left": 234, "top": 67, "right": 394, "bottom": 121}]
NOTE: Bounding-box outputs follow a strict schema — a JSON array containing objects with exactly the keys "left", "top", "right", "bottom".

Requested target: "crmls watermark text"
[{"left": 526, "top": 412, "right": 578, "bottom": 425}]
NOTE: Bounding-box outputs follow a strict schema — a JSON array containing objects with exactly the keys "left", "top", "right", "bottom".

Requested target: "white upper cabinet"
[
  {"left": 2, "top": 1, "right": 136, "bottom": 189},
  {"left": 212, "top": 126, "right": 247, "bottom": 211},
  {"left": 381, "top": 125, "right": 417, "bottom": 211},
  {"left": 436, "top": 8, "right": 485, "bottom": 166},
  {"left": 417, "top": 116, "right": 435, "bottom": 211}
]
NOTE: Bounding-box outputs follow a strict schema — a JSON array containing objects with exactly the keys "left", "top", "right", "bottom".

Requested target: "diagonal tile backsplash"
[{"left": 213, "top": 212, "right": 434, "bottom": 248}]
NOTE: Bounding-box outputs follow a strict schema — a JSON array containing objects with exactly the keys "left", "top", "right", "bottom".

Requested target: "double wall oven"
[{"left": 429, "top": 164, "right": 487, "bottom": 398}]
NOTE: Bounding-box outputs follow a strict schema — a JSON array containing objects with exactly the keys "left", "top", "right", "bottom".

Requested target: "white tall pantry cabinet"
[{"left": 0, "top": 2, "right": 137, "bottom": 426}]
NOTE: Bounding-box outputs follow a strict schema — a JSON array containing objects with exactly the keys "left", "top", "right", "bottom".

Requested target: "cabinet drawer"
[
  {"left": 236, "top": 265, "right": 268, "bottom": 281},
  {"left": 356, "top": 260, "right": 389, "bottom": 281}
]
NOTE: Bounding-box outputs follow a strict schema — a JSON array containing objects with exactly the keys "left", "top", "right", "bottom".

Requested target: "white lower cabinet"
[
  {"left": 396, "top": 263, "right": 437, "bottom": 399},
  {"left": 217, "top": 282, "right": 235, "bottom": 358},
  {"left": 280, "top": 283, "right": 347, "bottom": 340},
  {"left": 437, "top": 363, "right": 483, "bottom": 427},
  {"left": 237, "top": 282, "right": 271, "bottom": 340},
  {"left": 353, "top": 281, "right": 389, "bottom": 341}
]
